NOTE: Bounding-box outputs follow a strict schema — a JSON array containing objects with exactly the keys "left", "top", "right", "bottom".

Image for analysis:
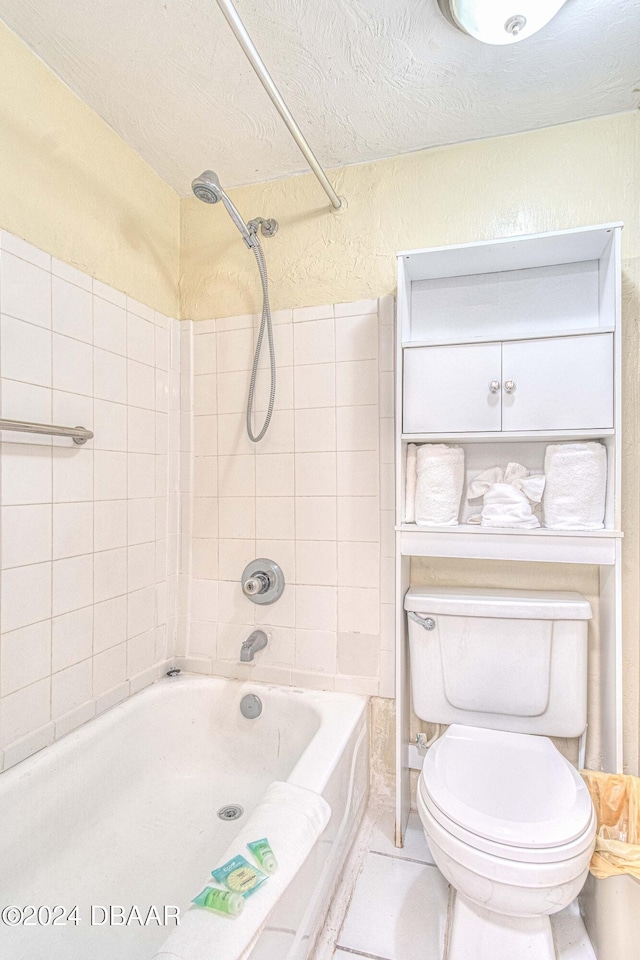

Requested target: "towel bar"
[{"left": 0, "top": 418, "right": 93, "bottom": 445}]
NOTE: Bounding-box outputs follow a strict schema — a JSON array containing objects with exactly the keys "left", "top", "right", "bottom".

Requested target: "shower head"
[
  {"left": 191, "top": 170, "right": 257, "bottom": 248},
  {"left": 191, "top": 170, "right": 223, "bottom": 204}
]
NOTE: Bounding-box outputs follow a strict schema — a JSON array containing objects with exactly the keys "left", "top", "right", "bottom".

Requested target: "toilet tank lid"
[{"left": 404, "top": 586, "right": 592, "bottom": 620}]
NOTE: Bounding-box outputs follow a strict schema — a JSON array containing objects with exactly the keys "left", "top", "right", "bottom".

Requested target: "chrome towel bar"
[{"left": 0, "top": 418, "right": 93, "bottom": 445}]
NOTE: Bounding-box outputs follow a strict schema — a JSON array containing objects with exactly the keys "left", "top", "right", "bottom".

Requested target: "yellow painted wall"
[
  {"left": 180, "top": 111, "right": 639, "bottom": 321},
  {"left": 0, "top": 21, "right": 180, "bottom": 317}
]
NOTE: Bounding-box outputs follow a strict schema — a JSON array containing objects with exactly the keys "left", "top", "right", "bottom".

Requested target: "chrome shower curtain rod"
[{"left": 214, "top": 0, "right": 343, "bottom": 210}]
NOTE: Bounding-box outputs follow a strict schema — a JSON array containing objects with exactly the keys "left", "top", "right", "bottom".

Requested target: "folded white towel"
[
  {"left": 467, "top": 462, "right": 546, "bottom": 529},
  {"left": 404, "top": 443, "right": 418, "bottom": 522},
  {"left": 153, "top": 781, "right": 331, "bottom": 960},
  {"left": 543, "top": 442, "right": 607, "bottom": 530},
  {"left": 415, "top": 444, "right": 464, "bottom": 526}
]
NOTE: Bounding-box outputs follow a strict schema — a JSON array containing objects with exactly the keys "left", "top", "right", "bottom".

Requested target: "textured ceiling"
[{"left": 0, "top": 0, "right": 638, "bottom": 195}]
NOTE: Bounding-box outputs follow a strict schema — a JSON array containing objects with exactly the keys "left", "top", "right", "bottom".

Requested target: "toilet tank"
[{"left": 405, "top": 586, "right": 592, "bottom": 738}]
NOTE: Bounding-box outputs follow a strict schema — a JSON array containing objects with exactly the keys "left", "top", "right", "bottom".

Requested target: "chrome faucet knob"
[{"left": 243, "top": 574, "right": 269, "bottom": 596}]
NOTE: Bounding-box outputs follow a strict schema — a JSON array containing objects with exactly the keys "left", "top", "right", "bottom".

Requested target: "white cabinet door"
[
  {"left": 501, "top": 333, "right": 614, "bottom": 432},
  {"left": 403, "top": 342, "right": 502, "bottom": 433}
]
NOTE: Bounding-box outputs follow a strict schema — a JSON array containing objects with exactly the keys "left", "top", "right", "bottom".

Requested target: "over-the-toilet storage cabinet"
[{"left": 394, "top": 224, "right": 623, "bottom": 846}]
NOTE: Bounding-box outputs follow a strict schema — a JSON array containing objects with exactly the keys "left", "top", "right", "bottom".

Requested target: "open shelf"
[
  {"left": 401, "top": 429, "right": 614, "bottom": 443},
  {"left": 398, "top": 525, "right": 621, "bottom": 565}
]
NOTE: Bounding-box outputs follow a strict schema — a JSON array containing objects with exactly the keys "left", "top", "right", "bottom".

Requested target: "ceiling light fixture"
[{"left": 437, "top": 0, "right": 569, "bottom": 44}]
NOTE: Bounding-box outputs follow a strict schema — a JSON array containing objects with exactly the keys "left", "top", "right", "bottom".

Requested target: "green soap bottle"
[{"left": 192, "top": 885, "right": 245, "bottom": 916}]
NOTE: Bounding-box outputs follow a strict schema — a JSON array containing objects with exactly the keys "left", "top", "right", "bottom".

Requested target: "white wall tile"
[
  {"left": 93, "top": 400, "right": 127, "bottom": 451},
  {"left": 336, "top": 359, "right": 378, "bottom": 406},
  {"left": 293, "top": 362, "right": 335, "bottom": 409},
  {"left": 94, "top": 348, "right": 127, "bottom": 403},
  {"left": 127, "top": 313, "right": 155, "bottom": 364},
  {"left": 1, "top": 504, "right": 51, "bottom": 568},
  {"left": 1, "top": 233, "right": 51, "bottom": 270},
  {"left": 93, "top": 548, "right": 127, "bottom": 604},
  {"left": 1, "top": 379, "right": 52, "bottom": 433},
  {"left": 52, "top": 334, "right": 93, "bottom": 395},
  {"left": 94, "top": 500, "right": 128, "bottom": 552},
  {"left": 93, "top": 279, "right": 126, "bottom": 309},
  {"left": 1, "top": 315, "right": 51, "bottom": 386},
  {"left": 52, "top": 659, "right": 92, "bottom": 718},
  {"left": 338, "top": 541, "right": 380, "bottom": 588},
  {"left": 93, "top": 642, "right": 127, "bottom": 697},
  {"left": 218, "top": 455, "right": 255, "bottom": 498},
  {"left": 52, "top": 277, "right": 92, "bottom": 343},
  {"left": 337, "top": 405, "right": 379, "bottom": 452},
  {"left": 335, "top": 315, "right": 378, "bottom": 361},
  {"left": 52, "top": 554, "right": 93, "bottom": 616},
  {"left": 218, "top": 497, "right": 255, "bottom": 539},
  {"left": 337, "top": 632, "right": 380, "bottom": 677},
  {"left": 295, "top": 452, "right": 336, "bottom": 498},
  {"left": 1, "top": 443, "right": 52, "bottom": 505},
  {"left": 93, "top": 297, "right": 126, "bottom": 355},
  {"left": 256, "top": 497, "right": 295, "bottom": 540},
  {"left": 1, "top": 253, "right": 51, "bottom": 328},
  {"left": 128, "top": 360, "right": 155, "bottom": 409},
  {"left": 295, "top": 630, "right": 337, "bottom": 674},
  {"left": 1, "top": 562, "right": 51, "bottom": 633},
  {"left": 94, "top": 452, "right": 127, "bottom": 501},
  {"left": 337, "top": 451, "right": 379, "bottom": 497},
  {"left": 52, "top": 448, "right": 93, "bottom": 503},
  {"left": 218, "top": 539, "right": 256, "bottom": 582},
  {"left": 295, "top": 497, "right": 337, "bottom": 541},
  {"left": 296, "top": 585, "right": 337, "bottom": 632},
  {"left": 1, "top": 621, "right": 51, "bottom": 696},
  {"left": 217, "top": 328, "right": 254, "bottom": 373},
  {"left": 338, "top": 587, "right": 380, "bottom": 634},
  {"left": 52, "top": 606, "right": 93, "bottom": 673},
  {"left": 0, "top": 678, "right": 51, "bottom": 748},
  {"left": 295, "top": 541, "right": 337, "bottom": 586},
  {"left": 52, "top": 501, "right": 93, "bottom": 560},
  {"left": 93, "top": 596, "right": 127, "bottom": 653},
  {"left": 51, "top": 258, "right": 92, "bottom": 292},
  {"left": 293, "top": 319, "right": 335, "bottom": 365},
  {"left": 128, "top": 542, "right": 155, "bottom": 591},
  {"left": 193, "top": 333, "right": 217, "bottom": 375},
  {"left": 292, "top": 304, "right": 334, "bottom": 323},
  {"left": 127, "top": 586, "right": 155, "bottom": 639},
  {"left": 294, "top": 408, "right": 336, "bottom": 453}
]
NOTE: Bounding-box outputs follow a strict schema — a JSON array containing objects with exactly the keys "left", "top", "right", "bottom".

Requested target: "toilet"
[{"left": 405, "top": 586, "right": 597, "bottom": 960}]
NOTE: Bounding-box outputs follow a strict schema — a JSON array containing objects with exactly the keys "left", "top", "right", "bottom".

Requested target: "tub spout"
[{"left": 240, "top": 630, "right": 268, "bottom": 662}]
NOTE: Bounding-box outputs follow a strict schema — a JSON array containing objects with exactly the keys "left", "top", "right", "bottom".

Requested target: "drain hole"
[{"left": 217, "top": 804, "right": 244, "bottom": 821}]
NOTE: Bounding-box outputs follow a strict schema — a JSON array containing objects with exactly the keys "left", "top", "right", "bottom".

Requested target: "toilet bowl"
[{"left": 417, "top": 725, "right": 596, "bottom": 960}]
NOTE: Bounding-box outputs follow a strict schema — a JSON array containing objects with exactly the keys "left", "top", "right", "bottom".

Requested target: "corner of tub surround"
[{"left": 369, "top": 696, "right": 396, "bottom": 801}]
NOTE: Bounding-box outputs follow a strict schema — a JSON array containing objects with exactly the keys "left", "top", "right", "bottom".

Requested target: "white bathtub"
[{"left": 0, "top": 675, "right": 368, "bottom": 960}]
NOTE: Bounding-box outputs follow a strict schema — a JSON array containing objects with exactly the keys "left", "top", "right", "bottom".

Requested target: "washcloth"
[
  {"left": 153, "top": 780, "right": 331, "bottom": 960},
  {"left": 467, "top": 462, "right": 545, "bottom": 529},
  {"left": 404, "top": 443, "right": 418, "bottom": 522},
  {"left": 543, "top": 442, "right": 607, "bottom": 530},
  {"left": 414, "top": 444, "right": 464, "bottom": 526}
]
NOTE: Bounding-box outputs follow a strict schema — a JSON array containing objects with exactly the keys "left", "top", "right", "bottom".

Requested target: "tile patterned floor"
[{"left": 329, "top": 809, "right": 596, "bottom": 960}]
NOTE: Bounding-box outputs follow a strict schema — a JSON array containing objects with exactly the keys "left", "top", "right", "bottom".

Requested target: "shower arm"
[{"left": 214, "top": 0, "right": 343, "bottom": 211}]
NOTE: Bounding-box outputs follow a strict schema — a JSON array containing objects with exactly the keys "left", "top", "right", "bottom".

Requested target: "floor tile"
[
  {"left": 552, "top": 902, "right": 597, "bottom": 960},
  {"left": 337, "top": 852, "right": 449, "bottom": 960},
  {"left": 369, "top": 809, "right": 435, "bottom": 865}
]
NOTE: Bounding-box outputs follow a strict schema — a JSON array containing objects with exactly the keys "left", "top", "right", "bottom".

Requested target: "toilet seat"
[{"left": 420, "top": 725, "right": 594, "bottom": 861}]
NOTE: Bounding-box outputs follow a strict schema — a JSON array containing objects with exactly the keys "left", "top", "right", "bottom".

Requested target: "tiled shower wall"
[
  {"left": 0, "top": 231, "right": 180, "bottom": 772},
  {"left": 177, "top": 297, "right": 395, "bottom": 698}
]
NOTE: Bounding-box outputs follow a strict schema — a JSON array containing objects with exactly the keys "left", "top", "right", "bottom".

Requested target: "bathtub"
[{"left": 0, "top": 675, "right": 368, "bottom": 960}]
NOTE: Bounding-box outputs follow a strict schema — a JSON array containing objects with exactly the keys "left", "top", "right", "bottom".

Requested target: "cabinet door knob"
[
  {"left": 488, "top": 379, "right": 501, "bottom": 394},
  {"left": 504, "top": 379, "right": 516, "bottom": 394}
]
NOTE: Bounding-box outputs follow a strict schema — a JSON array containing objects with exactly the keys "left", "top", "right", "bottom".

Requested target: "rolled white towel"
[
  {"left": 415, "top": 444, "right": 464, "bottom": 526},
  {"left": 543, "top": 442, "right": 607, "bottom": 530},
  {"left": 404, "top": 443, "right": 418, "bottom": 522}
]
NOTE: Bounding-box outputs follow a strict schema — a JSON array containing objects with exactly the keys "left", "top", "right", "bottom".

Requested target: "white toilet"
[{"left": 405, "top": 586, "right": 597, "bottom": 960}]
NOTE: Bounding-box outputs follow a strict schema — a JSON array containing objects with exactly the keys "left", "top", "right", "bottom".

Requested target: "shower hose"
[{"left": 246, "top": 241, "right": 276, "bottom": 442}]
